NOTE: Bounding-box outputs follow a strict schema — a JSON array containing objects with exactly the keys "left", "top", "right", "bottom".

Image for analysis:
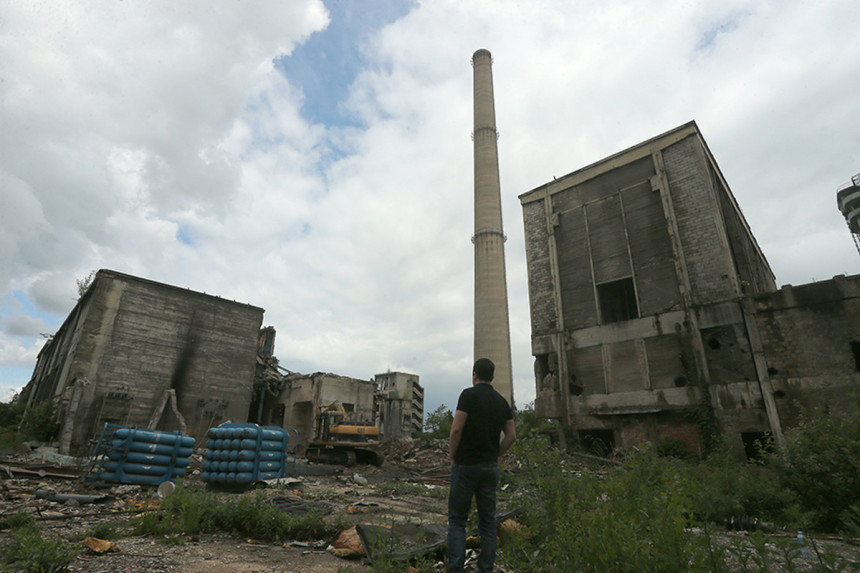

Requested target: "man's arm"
[
  {"left": 498, "top": 418, "right": 516, "bottom": 458},
  {"left": 449, "top": 410, "right": 468, "bottom": 464}
]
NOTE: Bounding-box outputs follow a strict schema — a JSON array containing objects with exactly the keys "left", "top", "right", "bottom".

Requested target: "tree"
[
  {"left": 76, "top": 270, "right": 97, "bottom": 299},
  {"left": 515, "top": 401, "right": 554, "bottom": 436},
  {"left": 424, "top": 404, "right": 453, "bottom": 439}
]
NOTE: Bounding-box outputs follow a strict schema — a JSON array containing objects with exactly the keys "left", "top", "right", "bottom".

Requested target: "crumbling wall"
[
  {"left": 27, "top": 270, "right": 263, "bottom": 455},
  {"left": 753, "top": 276, "right": 860, "bottom": 428},
  {"left": 276, "top": 373, "right": 378, "bottom": 453}
]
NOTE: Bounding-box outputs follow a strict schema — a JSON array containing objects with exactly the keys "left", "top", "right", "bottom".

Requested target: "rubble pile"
[{"left": 378, "top": 437, "right": 450, "bottom": 478}]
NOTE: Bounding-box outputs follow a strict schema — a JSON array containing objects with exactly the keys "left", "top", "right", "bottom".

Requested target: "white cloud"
[
  {"left": 2, "top": 0, "right": 859, "bottom": 412},
  {"left": 0, "top": 333, "right": 45, "bottom": 369},
  {"left": 3, "top": 316, "right": 52, "bottom": 338}
]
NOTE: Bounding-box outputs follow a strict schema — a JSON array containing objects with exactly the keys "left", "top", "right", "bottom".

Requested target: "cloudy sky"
[{"left": 2, "top": 1, "right": 859, "bottom": 417}]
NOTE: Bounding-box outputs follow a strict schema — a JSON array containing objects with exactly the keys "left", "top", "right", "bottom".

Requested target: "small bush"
[
  {"left": 766, "top": 402, "right": 860, "bottom": 532},
  {"left": 0, "top": 394, "right": 24, "bottom": 427},
  {"left": 503, "top": 435, "right": 854, "bottom": 572},
  {"left": 0, "top": 511, "right": 37, "bottom": 531},
  {"left": 688, "top": 440, "right": 799, "bottom": 528},
  {"left": 84, "top": 521, "right": 121, "bottom": 541},
  {"left": 3, "top": 529, "right": 78, "bottom": 573},
  {"left": 423, "top": 405, "right": 453, "bottom": 439},
  {"left": 515, "top": 401, "right": 555, "bottom": 436},
  {"left": 655, "top": 437, "right": 694, "bottom": 461},
  {"left": 19, "top": 400, "right": 60, "bottom": 443}
]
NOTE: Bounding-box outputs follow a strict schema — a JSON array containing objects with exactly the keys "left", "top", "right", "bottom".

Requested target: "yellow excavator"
[{"left": 306, "top": 403, "right": 384, "bottom": 467}]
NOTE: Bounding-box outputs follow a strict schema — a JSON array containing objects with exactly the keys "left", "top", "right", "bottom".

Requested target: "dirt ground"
[
  {"left": 2, "top": 439, "right": 859, "bottom": 572},
  {"left": 1, "top": 438, "right": 453, "bottom": 573}
]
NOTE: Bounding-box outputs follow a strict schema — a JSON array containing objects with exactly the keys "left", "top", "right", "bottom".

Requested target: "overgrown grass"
[
  {"left": 374, "top": 479, "right": 448, "bottom": 499},
  {"left": 765, "top": 401, "right": 860, "bottom": 532},
  {"left": 0, "top": 392, "right": 60, "bottom": 451},
  {"left": 1, "top": 511, "right": 78, "bottom": 573},
  {"left": 501, "top": 417, "right": 859, "bottom": 573},
  {"left": 130, "top": 482, "right": 346, "bottom": 543}
]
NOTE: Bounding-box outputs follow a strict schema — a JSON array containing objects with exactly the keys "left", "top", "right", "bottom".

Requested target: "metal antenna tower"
[{"left": 837, "top": 172, "right": 860, "bottom": 257}]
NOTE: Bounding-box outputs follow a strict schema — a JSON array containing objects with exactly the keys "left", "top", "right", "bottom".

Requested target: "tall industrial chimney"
[{"left": 471, "top": 48, "right": 514, "bottom": 408}]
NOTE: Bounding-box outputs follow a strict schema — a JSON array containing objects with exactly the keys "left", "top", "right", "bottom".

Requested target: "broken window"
[
  {"left": 851, "top": 341, "right": 860, "bottom": 372},
  {"left": 597, "top": 277, "right": 639, "bottom": 323},
  {"left": 741, "top": 432, "right": 774, "bottom": 462},
  {"left": 578, "top": 429, "right": 615, "bottom": 456}
]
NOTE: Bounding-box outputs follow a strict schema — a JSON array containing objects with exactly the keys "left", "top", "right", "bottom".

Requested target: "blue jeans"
[{"left": 447, "top": 462, "right": 501, "bottom": 573}]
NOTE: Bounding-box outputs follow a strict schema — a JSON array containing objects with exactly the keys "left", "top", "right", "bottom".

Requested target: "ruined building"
[
  {"left": 374, "top": 371, "right": 424, "bottom": 439},
  {"left": 26, "top": 269, "right": 263, "bottom": 455},
  {"left": 520, "top": 121, "right": 860, "bottom": 456},
  {"left": 255, "top": 370, "right": 377, "bottom": 455}
]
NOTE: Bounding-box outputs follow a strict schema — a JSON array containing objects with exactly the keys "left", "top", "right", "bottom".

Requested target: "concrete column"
[{"left": 471, "top": 49, "right": 514, "bottom": 408}]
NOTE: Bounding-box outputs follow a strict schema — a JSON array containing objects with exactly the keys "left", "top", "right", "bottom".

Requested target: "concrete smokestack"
[{"left": 471, "top": 48, "right": 514, "bottom": 408}]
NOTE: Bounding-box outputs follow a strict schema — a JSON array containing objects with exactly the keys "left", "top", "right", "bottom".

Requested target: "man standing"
[{"left": 447, "top": 358, "right": 516, "bottom": 573}]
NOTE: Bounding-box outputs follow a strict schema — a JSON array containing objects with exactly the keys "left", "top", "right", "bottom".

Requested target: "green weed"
[
  {"left": 3, "top": 528, "right": 78, "bottom": 573},
  {"left": 130, "top": 482, "right": 345, "bottom": 542},
  {"left": 0, "top": 511, "right": 37, "bottom": 531},
  {"left": 502, "top": 431, "right": 856, "bottom": 572},
  {"left": 19, "top": 399, "right": 60, "bottom": 443},
  {"left": 766, "top": 400, "right": 860, "bottom": 532},
  {"left": 78, "top": 520, "right": 122, "bottom": 541},
  {"left": 374, "top": 479, "right": 448, "bottom": 499}
]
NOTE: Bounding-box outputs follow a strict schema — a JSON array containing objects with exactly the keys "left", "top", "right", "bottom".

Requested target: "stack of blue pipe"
[
  {"left": 93, "top": 425, "right": 194, "bottom": 486},
  {"left": 201, "top": 422, "right": 290, "bottom": 487}
]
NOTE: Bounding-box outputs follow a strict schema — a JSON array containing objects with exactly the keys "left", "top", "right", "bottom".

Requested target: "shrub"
[
  {"left": 687, "top": 439, "right": 799, "bottom": 528},
  {"left": 515, "top": 401, "right": 554, "bottom": 436},
  {"left": 423, "top": 405, "right": 452, "bottom": 439},
  {"left": 0, "top": 511, "right": 37, "bottom": 531},
  {"left": 83, "top": 521, "right": 121, "bottom": 541},
  {"left": 20, "top": 400, "right": 60, "bottom": 443},
  {"left": 0, "top": 395, "right": 27, "bottom": 452},
  {"left": 0, "top": 394, "right": 24, "bottom": 427},
  {"left": 502, "top": 436, "right": 854, "bottom": 572},
  {"left": 506, "top": 437, "right": 718, "bottom": 572},
  {"left": 655, "top": 437, "right": 695, "bottom": 461},
  {"left": 3, "top": 523, "right": 78, "bottom": 573},
  {"left": 767, "top": 401, "right": 860, "bottom": 532}
]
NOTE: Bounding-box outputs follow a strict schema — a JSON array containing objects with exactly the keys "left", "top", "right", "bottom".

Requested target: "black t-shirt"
[{"left": 454, "top": 382, "right": 513, "bottom": 465}]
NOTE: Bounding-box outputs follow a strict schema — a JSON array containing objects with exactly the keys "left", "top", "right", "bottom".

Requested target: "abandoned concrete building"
[
  {"left": 374, "top": 371, "right": 424, "bottom": 439},
  {"left": 253, "top": 360, "right": 423, "bottom": 452},
  {"left": 26, "top": 272, "right": 424, "bottom": 458},
  {"left": 255, "top": 370, "right": 377, "bottom": 455},
  {"left": 520, "top": 121, "right": 860, "bottom": 456},
  {"left": 25, "top": 269, "right": 264, "bottom": 455}
]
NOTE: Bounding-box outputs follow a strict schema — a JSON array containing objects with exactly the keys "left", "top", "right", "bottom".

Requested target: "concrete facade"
[
  {"left": 374, "top": 371, "right": 424, "bottom": 438},
  {"left": 519, "top": 122, "right": 860, "bottom": 455},
  {"left": 471, "top": 48, "right": 514, "bottom": 407},
  {"left": 26, "top": 269, "right": 263, "bottom": 455}
]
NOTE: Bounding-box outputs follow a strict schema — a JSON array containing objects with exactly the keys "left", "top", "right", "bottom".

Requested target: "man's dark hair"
[{"left": 473, "top": 358, "right": 495, "bottom": 382}]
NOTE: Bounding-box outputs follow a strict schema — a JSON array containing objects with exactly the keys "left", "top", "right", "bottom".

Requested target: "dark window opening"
[
  {"left": 272, "top": 404, "right": 285, "bottom": 427},
  {"left": 767, "top": 366, "right": 779, "bottom": 375},
  {"left": 773, "top": 390, "right": 786, "bottom": 399},
  {"left": 579, "top": 429, "right": 615, "bottom": 457},
  {"left": 851, "top": 341, "right": 860, "bottom": 372},
  {"left": 741, "top": 432, "right": 774, "bottom": 462},
  {"left": 674, "top": 376, "right": 688, "bottom": 387},
  {"left": 708, "top": 338, "right": 721, "bottom": 350},
  {"left": 597, "top": 277, "right": 638, "bottom": 324}
]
